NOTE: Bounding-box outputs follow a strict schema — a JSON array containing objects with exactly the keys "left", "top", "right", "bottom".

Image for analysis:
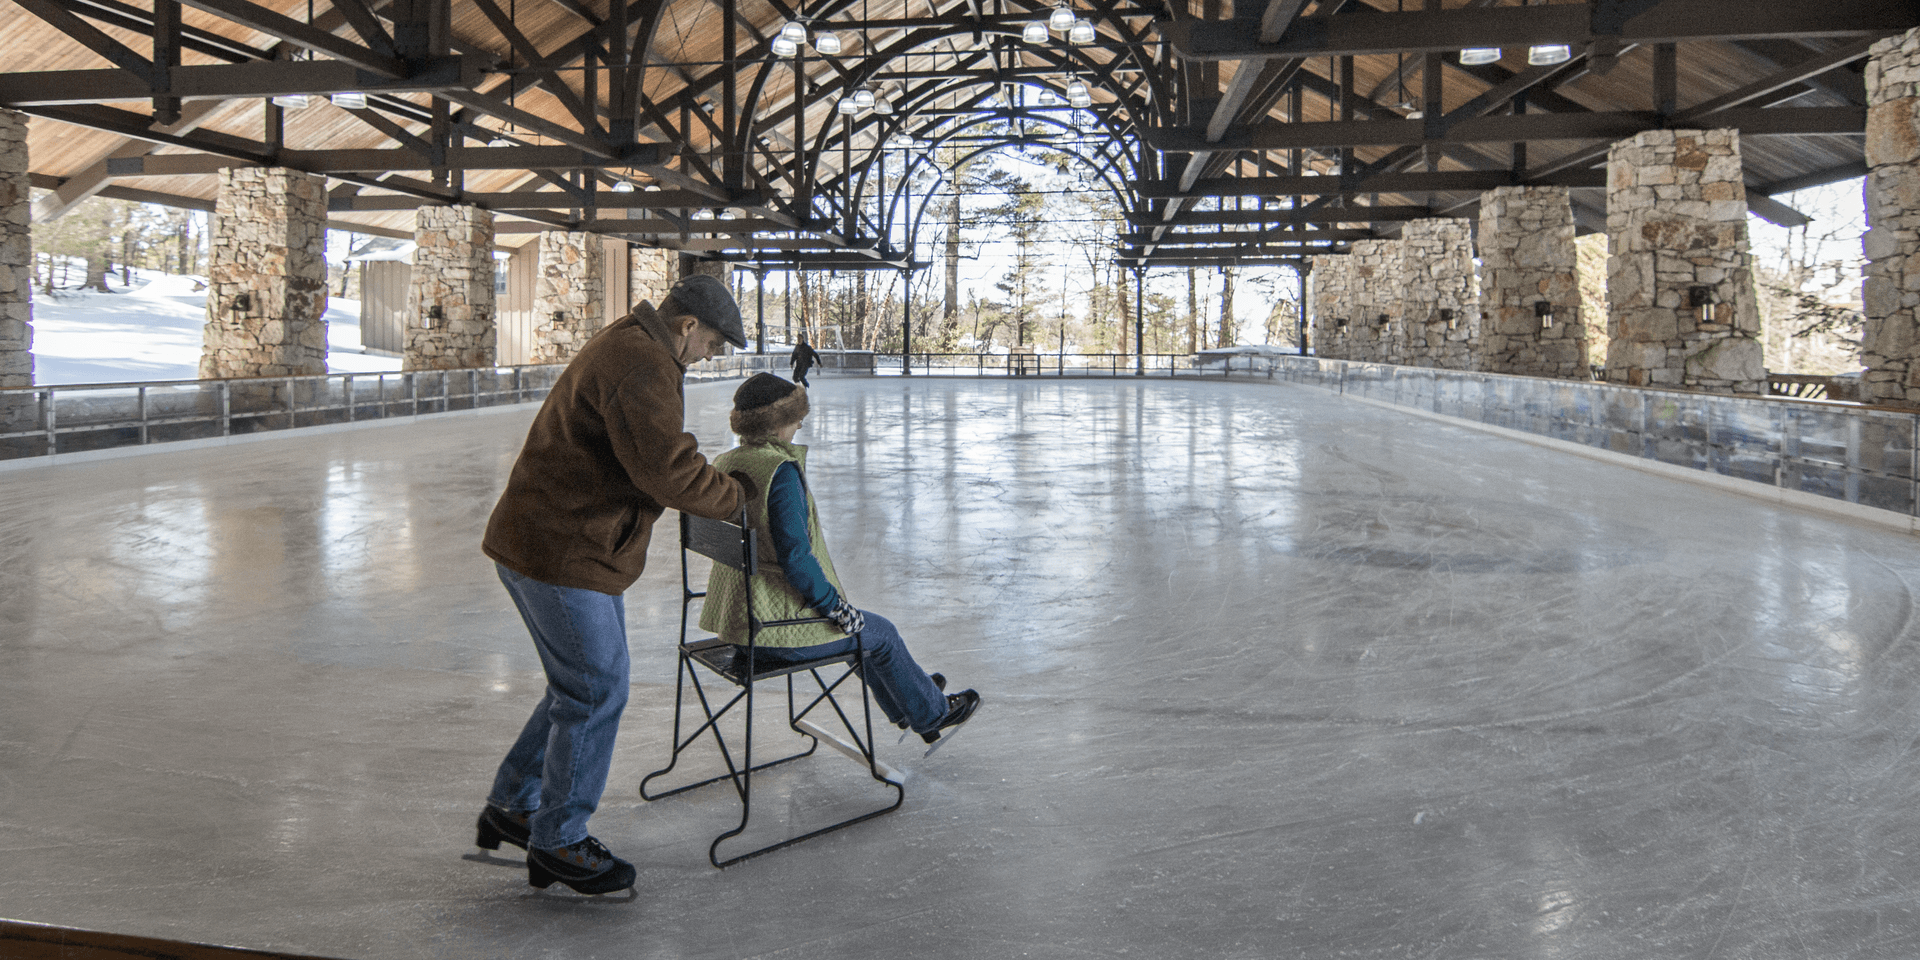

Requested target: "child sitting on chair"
[{"left": 701, "top": 373, "right": 981, "bottom": 747}]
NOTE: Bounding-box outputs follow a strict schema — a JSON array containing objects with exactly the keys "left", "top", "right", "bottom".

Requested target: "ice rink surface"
[{"left": 5, "top": 376, "right": 1920, "bottom": 959}]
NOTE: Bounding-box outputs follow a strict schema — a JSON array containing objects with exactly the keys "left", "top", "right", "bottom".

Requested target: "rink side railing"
[
  {"left": 0, "top": 352, "right": 844, "bottom": 462},
  {"left": 10, "top": 349, "right": 1909, "bottom": 524},
  {"left": 1254, "top": 356, "right": 1920, "bottom": 521}
]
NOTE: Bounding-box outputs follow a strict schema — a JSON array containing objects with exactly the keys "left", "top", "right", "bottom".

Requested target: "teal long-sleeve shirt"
[{"left": 767, "top": 460, "right": 842, "bottom": 613}]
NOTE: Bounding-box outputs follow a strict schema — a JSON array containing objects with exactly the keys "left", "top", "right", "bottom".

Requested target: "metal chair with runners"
[{"left": 638, "top": 509, "right": 904, "bottom": 868}]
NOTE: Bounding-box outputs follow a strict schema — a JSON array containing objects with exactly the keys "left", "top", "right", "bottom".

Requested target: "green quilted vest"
[{"left": 698, "top": 441, "right": 849, "bottom": 648}]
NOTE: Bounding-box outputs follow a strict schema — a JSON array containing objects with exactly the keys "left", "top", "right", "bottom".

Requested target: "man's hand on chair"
[{"left": 827, "top": 599, "right": 865, "bottom": 635}]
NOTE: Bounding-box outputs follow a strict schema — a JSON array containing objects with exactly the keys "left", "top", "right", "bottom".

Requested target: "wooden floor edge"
[{"left": 0, "top": 918, "right": 350, "bottom": 960}]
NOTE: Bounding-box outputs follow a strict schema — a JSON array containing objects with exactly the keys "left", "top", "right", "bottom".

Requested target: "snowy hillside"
[{"left": 28, "top": 269, "right": 402, "bottom": 386}]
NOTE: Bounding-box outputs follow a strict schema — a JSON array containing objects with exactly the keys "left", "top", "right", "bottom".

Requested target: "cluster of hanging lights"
[
  {"left": 1023, "top": 2, "right": 1094, "bottom": 44},
  {"left": 271, "top": 91, "right": 370, "bottom": 109},
  {"left": 837, "top": 83, "right": 897, "bottom": 115},
  {"left": 773, "top": 18, "right": 840, "bottom": 56},
  {"left": 1457, "top": 43, "right": 1570, "bottom": 66}
]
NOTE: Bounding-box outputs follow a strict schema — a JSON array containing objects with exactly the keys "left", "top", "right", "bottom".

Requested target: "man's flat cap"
[{"left": 662, "top": 274, "right": 748, "bottom": 348}]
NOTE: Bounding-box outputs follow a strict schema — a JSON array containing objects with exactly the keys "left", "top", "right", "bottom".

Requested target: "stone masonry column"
[
  {"left": 1603, "top": 129, "right": 1765, "bottom": 393},
  {"left": 0, "top": 109, "right": 32, "bottom": 388},
  {"left": 1477, "top": 185, "right": 1589, "bottom": 378},
  {"left": 630, "top": 245, "right": 675, "bottom": 307},
  {"left": 201, "top": 167, "right": 329, "bottom": 378},
  {"left": 1399, "top": 218, "right": 1478, "bottom": 370},
  {"left": 404, "top": 205, "right": 496, "bottom": 371},
  {"left": 1347, "top": 238, "right": 1403, "bottom": 363},
  {"left": 1863, "top": 27, "right": 1920, "bottom": 405},
  {"left": 529, "top": 231, "right": 604, "bottom": 365},
  {"left": 1310, "top": 253, "right": 1354, "bottom": 359},
  {"left": 681, "top": 255, "right": 732, "bottom": 283}
]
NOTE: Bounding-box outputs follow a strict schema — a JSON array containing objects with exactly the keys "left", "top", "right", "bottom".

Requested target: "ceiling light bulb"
[
  {"left": 272, "top": 93, "right": 310, "bottom": 109},
  {"left": 813, "top": 30, "right": 841, "bottom": 54},
  {"left": 780, "top": 20, "right": 808, "bottom": 42},
  {"left": 330, "top": 91, "right": 367, "bottom": 109},
  {"left": 853, "top": 87, "right": 875, "bottom": 109},
  {"left": 1023, "top": 20, "right": 1049, "bottom": 43},
  {"left": 838, "top": 96, "right": 858, "bottom": 114},
  {"left": 771, "top": 36, "right": 798, "bottom": 56},
  {"left": 1459, "top": 47, "right": 1501, "bottom": 65},
  {"left": 1527, "top": 43, "right": 1571, "bottom": 65},
  {"left": 1069, "top": 18, "right": 1094, "bottom": 43},
  {"left": 1049, "top": 4, "right": 1075, "bottom": 31}
]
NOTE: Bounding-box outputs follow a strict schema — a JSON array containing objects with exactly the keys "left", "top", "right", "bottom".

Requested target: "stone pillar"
[
  {"left": 0, "top": 110, "right": 31, "bottom": 388},
  {"left": 1863, "top": 27, "right": 1920, "bottom": 405},
  {"left": 404, "top": 204, "right": 496, "bottom": 371},
  {"left": 1603, "top": 129, "right": 1765, "bottom": 393},
  {"left": 680, "top": 255, "right": 732, "bottom": 283},
  {"left": 1398, "top": 218, "right": 1478, "bottom": 370},
  {"left": 1310, "top": 254, "right": 1354, "bottom": 359},
  {"left": 529, "top": 230, "right": 603, "bottom": 365},
  {"left": 201, "top": 167, "right": 329, "bottom": 379},
  {"left": 630, "top": 245, "right": 675, "bottom": 307},
  {"left": 1477, "top": 186, "right": 1589, "bottom": 378},
  {"left": 1346, "top": 238, "right": 1403, "bottom": 363}
]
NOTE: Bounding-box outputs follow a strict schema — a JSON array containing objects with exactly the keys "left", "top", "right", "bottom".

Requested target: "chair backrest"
[{"left": 682, "top": 511, "right": 757, "bottom": 575}]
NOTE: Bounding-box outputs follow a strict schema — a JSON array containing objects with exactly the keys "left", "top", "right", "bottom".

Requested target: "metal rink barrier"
[
  {"left": 0, "top": 367, "right": 566, "bottom": 461},
  {"left": 1267, "top": 357, "right": 1920, "bottom": 520}
]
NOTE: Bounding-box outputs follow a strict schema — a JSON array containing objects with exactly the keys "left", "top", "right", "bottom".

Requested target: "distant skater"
[
  {"left": 477, "top": 275, "right": 748, "bottom": 896},
  {"left": 789, "top": 335, "right": 820, "bottom": 387},
  {"left": 704, "top": 373, "right": 982, "bottom": 746}
]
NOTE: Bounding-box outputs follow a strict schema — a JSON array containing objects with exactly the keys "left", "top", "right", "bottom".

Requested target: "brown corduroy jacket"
[{"left": 482, "top": 302, "right": 744, "bottom": 594}]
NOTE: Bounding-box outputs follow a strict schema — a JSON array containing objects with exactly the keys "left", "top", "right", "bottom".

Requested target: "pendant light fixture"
[
  {"left": 837, "top": 96, "right": 859, "bottom": 115},
  {"left": 1527, "top": 43, "right": 1571, "bottom": 65},
  {"left": 330, "top": 91, "right": 367, "bottom": 109},
  {"left": 1066, "top": 79, "right": 1092, "bottom": 108},
  {"left": 612, "top": 180, "right": 636, "bottom": 193},
  {"left": 272, "top": 93, "right": 310, "bottom": 109},
  {"left": 780, "top": 20, "right": 807, "bottom": 42},
  {"left": 1023, "top": 19, "right": 1048, "bottom": 43},
  {"left": 1048, "top": 3, "right": 1075, "bottom": 32},
  {"left": 1068, "top": 18, "right": 1095, "bottom": 44},
  {"left": 771, "top": 35, "right": 797, "bottom": 55},
  {"left": 1459, "top": 48, "right": 1500, "bottom": 65},
  {"left": 872, "top": 93, "right": 894, "bottom": 114},
  {"left": 853, "top": 86, "right": 875, "bottom": 110},
  {"left": 813, "top": 30, "right": 841, "bottom": 54}
]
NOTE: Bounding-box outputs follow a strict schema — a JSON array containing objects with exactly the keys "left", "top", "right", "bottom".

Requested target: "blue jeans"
[
  {"left": 751, "top": 611, "right": 947, "bottom": 733},
  {"left": 487, "top": 564, "right": 629, "bottom": 850}
]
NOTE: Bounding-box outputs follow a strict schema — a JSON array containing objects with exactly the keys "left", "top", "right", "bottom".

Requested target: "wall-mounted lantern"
[
  {"left": 1377, "top": 313, "right": 1389, "bottom": 328},
  {"left": 1334, "top": 317, "right": 1349, "bottom": 330},
  {"left": 1534, "top": 300, "right": 1554, "bottom": 328},
  {"left": 1440, "top": 308, "right": 1456, "bottom": 330},
  {"left": 231, "top": 293, "right": 252, "bottom": 313},
  {"left": 553, "top": 310, "right": 566, "bottom": 324},
  {"left": 427, "top": 304, "right": 444, "bottom": 322},
  {"left": 1689, "top": 285, "right": 1718, "bottom": 322}
]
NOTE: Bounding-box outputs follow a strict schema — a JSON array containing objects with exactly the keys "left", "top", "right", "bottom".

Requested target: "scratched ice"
[{"left": 3, "top": 376, "right": 1920, "bottom": 959}]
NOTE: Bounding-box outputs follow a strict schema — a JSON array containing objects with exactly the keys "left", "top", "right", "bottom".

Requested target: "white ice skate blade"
[
  {"left": 922, "top": 722, "right": 969, "bottom": 758},
  {"left": 794, "top": 718, "right": 906, "bottom": 785}
]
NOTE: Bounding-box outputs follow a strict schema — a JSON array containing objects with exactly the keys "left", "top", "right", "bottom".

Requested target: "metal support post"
[
  {"left": 756, "top": 267, "right": 767, "bottom": 355},
  {"left": 1298, "top": 265, "right": 1309, "bottom": 357},
  {"left": 1134, "top": 268, "right": 1145, "bottom": 377}
]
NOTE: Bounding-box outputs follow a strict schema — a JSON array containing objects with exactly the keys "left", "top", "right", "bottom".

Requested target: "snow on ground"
[{"left": 28, "top": 268, "right": 402, "bottom": 386}]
